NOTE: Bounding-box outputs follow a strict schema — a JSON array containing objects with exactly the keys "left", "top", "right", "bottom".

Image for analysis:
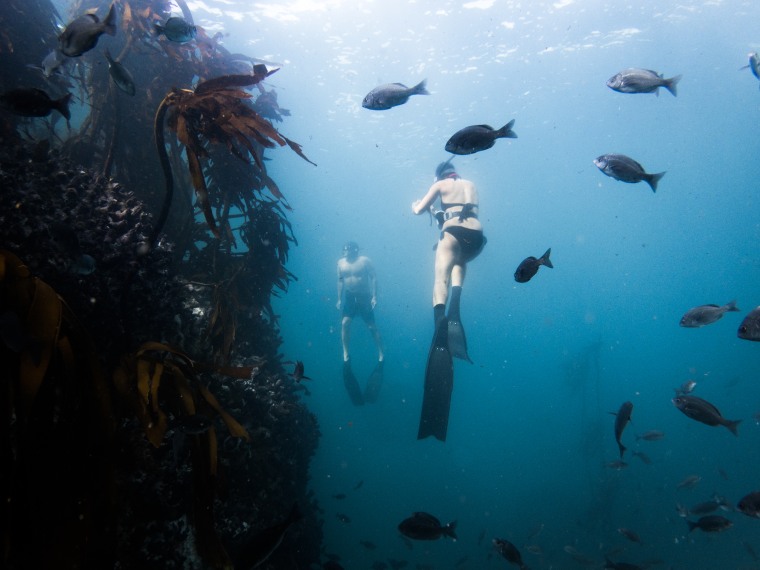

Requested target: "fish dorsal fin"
[
  {"left": 392, "top": 82, "right": 408, "bottom": 88},
  {"left": 475, "top": 124, "right": 494, "bottom": 131}
]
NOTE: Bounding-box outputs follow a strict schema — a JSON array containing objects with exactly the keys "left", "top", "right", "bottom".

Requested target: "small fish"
[
  {"left": 398, "top": 512, "right": 457, "bottom": 541},
  {"left": 331, "top": 493, "right": 346, "bottom": 500},
  {"left": 59, "top": 2, "right": 117, "bottom": 57},
  {"left": 635, "top": 430, "right": 665, "bottom": 441},
  {"left": 514, "top": 248, "right": 552, "bottom": 283},
  {"left": 680, "top": 300, "right": 740, "bottom": 327},
  {"left": 30, "top": 49, "right": 66, "bottom": 77},
  {"left": 336, "top": 513, "right": 351, "bottom": 524},
  {"left": 291, "top": 360, "right": 311, "bottom": 382},
  {"left": 477, "top": 529, "right": 486, "bottom": 546},
  {"left": 353, "top": 480, "right": 364, "bottom": 490},
  {"left": 606, "top": 68, "right": 682, "bottom": 96},
  {"left": 676, "top": 474, "right": 702, "bottom": 490},
  {"left": 617, "top": 527, "right": 643, "bottom": 545},
  {"left": 155, "top": 17, "right": 197, "bottom": 43},
  {"left": 605, "top": 460, "right": 628, "bottom": 470},
  {"left": 686, "top": 515, "right": 733, "bottom": 533},
  {"left": 359, "top": 540, "right": 376, "bottom": 550},
  {"left": 594, "top": 153, "right": 665, "bottom": 192},
  {"left": 0, "top": 88, "right": 72, "bottom": 120},
  {"left": 741, "top": 52, "right": 760, "bottom": 86},
  {"left": 445, "top": 119, "right": 517, "bottom": 155},
  {"left": 493, "top": 538, "right": 528, "bottom": 569},
  {"left": 674, "top": 380, "right": 697, "bottom": 396},
  {"left": 362, "top": 79, "right": 429, "bottom": 110},
  {"left": 737, "top": 491, "right": 760, "bottom": 518},
  {"left": 104, "top": 48, "right": 135, "bottom": 96},
  {"left": 612, "top": 401, "right": 633, "bottom": 459},
  {"left": 632, "top": 451, "right": 652, "bottom": 465},
  {"left": 232, "top": 504, "right": 302, "bottom": 568},
  {"left": 688, "top": 498, "right": 724, "bottom": 516},
  {"left": 737, "top": 306, "right": 760, "bottom": 341},
  {"left": 672, "top": 395, "right": 741, "bottom": 436}
]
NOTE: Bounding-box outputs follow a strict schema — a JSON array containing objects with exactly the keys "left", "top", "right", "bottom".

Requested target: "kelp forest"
[{"left": 0, "top": 0, "right": 322, "bottom": 568}]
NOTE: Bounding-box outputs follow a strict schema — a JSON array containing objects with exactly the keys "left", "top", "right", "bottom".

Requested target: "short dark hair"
[{"left": 343, "top": 241, "right": 359, "bottom": 253}]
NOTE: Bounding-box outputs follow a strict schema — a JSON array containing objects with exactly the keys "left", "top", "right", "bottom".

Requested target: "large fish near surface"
[
  {"left": 612, "top": 401, "right": 633, "bottom": 458},
  {"left": 362, "top": 79, "right": 428, "bottom": 110},
  {"left": 593, "top": 153, "right": 665, "bottom": 192},
  {"left": 737, "top": 306, "right": 760, "bottom": 341},
  {"left": 398, "top": 512, "right": 457, "bottom": 541},
  {"left": 445, "top": 119, "right": 517, "bottom": 155},
  {"left": 59, "top": 2, "right": 117, "bottom": 57},
  {"left": 672, "top": 395, "right": 741, "bottom": 436},
  {"left": 514, "top": 248, "right": 552, "bottom": 283},
  {"left": 606, "top": 68, "right": 682, "bottom": 96},
  {"left": 680, "top": 300, "right": 740, "bottom": 327},
  {"left": 0, "top": 88, "right": 72, "bottom": 120}
]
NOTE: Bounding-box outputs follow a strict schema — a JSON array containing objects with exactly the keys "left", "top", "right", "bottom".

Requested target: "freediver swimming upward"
[{"left": 411, "top": 159, "right": 486, "bottom": 441}]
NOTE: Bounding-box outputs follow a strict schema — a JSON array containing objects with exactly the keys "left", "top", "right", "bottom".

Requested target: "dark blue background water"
[{"left": 81, "top": 0, "right": 760, "bottom": 566}]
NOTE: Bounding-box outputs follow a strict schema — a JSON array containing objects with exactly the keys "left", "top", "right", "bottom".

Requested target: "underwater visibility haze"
[{"left": 2, "top": 0, "right": 760, "bottom": 568}]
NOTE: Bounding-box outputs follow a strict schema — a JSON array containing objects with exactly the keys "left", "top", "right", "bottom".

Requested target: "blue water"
[{"left": 146, "top": 0, "right": 760, "bottom": 567}]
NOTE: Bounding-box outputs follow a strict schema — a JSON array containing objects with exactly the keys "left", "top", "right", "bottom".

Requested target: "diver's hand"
[
  {"left": 411, "top": 200, "right": 422, "bottom": 214},
  {"left": 370, "top": 296, "right": 377, "bottom": 309},
  {"left": 336, "top": 300, "right": 341, "bottom": 311}
]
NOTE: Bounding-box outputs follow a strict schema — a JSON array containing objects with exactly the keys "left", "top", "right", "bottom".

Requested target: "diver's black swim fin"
[
  {"left": 447, "top": 285, "right": 472, "bottom": 363},
  {"left": 364, "top": 360, "right": 383, "bottom": 403},
  {"left": 343, "top": 360, "right": 364, "bottom": 406},
  {"left": 417, "top": 318, "right": 454, "bottom": 442}
]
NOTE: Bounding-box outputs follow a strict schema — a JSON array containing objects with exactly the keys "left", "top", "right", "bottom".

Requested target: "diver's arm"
[
  {"left": 366, "top": 259, "right": 378, "bottom": 308},
  {"left": 411, "top": 182, "right": 441, "bottom": 215},
  {"left": 336, "top": 263, "right": 344, "bottom": 310}
]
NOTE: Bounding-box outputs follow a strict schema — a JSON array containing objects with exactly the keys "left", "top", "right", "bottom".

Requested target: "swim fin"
[
  {"left": 417, "top": 317, "right": 454, "bottom": 442},
  {"left": 447, "top": 285, "right": 472, "bottom": 363},
  {"left": 364, "top": 361, "right": 383, "bottom": 403},
  {"left": 343, "top": 360, "right": 364, "bottom": 406}
]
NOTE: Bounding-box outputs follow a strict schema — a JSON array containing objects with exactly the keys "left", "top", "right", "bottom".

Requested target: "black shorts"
[
  {"left": 343, "top": 292, "right": 375, "bottom": 322},
  {"left": 442, "top": 226, "right": 486, "bottom": 263}
]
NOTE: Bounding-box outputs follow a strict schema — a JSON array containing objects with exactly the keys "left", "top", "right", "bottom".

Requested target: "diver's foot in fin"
[
  {"left": 364, "top": 360, "right": 383, "bottom": 403},
  {"left": 343, "top": 360, "right": 364, "bottom": 406},
  {"left": 417, "top": 317, "right": 453, "bottom": 442},
  {"left": 447, "top": 319, "right": 473, "bottom": 363}
]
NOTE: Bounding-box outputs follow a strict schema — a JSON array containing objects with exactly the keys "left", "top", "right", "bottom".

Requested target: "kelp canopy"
[{"left": 0, "top": 0, "right": 321, "bottom": 568}]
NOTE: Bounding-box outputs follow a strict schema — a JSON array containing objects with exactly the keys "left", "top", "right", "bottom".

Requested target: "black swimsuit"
[{"left": 442, "top": 226, "right": 486, "bottom": 262}]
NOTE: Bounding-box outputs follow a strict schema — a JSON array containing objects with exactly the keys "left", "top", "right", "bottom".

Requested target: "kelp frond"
[{"left": 150, "top": 65, "right": 315, "bottom": 247}]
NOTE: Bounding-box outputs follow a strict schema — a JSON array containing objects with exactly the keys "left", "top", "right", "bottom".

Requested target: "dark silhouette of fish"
[
  {"left": 606, "top": 68, "right": 682, "bottom": 96},
  {"left": 291, "top": 360, "right": 311, "bottom": 382},
  {"left": 612, "top": 401, "right": 633, "bottom": 458},
  {"left": 362, "top": 80, "right": 428, "bottom": 110},
  {"left": 0, "top": 88, "right": 72, "bottom": 120},
  {"left": 445, "top": 119, "right": 517, "bottom": 155},
  {"left": 398, "top": 512, "right": 457, "bottom": 541},
  {"left": 672, "top": 395, "right": 741, "bottom": 435},
  {"left": 155, "top": 17, "right": 197, "bottom": 43},
  {"left": 59, "top": 2, "right": 117, "bottom": 57},
  {"left": 617, "top": 527, "right": 643, "bottom": 545},
  {"left": 104, "top": 48, "right": 136, "bottom": 96},
  {"left": 514, "top": 248, "right": 552, "bottom": 283},
  {"left": 737, "top": 491, "right": 760, "bottom": 518},
  {"left": 686, "top": 515, "right": 733, "bottom": 533},
  {"left": 493, "top": 538, "right": 528, "bottom": 569},
  {"left": 737, "top": 306, "right": 760, "bottom": 341},
  {"left": 594, "top": 153, "right": 665, "bottom": 192}
]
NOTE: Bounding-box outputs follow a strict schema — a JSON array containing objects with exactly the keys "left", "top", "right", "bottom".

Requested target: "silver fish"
[
  {"left": 594, "top": 153, "right": 665, "bottom": 192},
  {"left": 362, "top": 79, "right": 428, "bottom": 110},
  {"left": 680, "top": 300, "right": 739, "bottom": 327},
  {"left": 104, "top": 48, "right": 135, "bottom": 96},
  {"left": 59, "top": 2, "right": 117, "bottom": 57},
  {"left": 606, "top": 68, "right": 682, "bottom": 96}
]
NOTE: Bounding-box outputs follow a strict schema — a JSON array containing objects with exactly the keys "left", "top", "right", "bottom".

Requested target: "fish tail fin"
[
  {"left": 540, "top": 247, "right": 553, "bottom": 269},
  {"left": 647, "top": 171, "right": 666, "bottom": 192},
  {"left": 55, "top": 93, "right": 73, "bottom": 120},
  {"left": 103, "top": 2, "right": 117, "bottom": 36},
  {"left": 725, "top": 299, "right": 740, "bottom": 312},
  {"left": 411, "top": 79, "right": 429, "bottom": 96},
  {"left": 495, "top": 119, "right": 517, "bottom": 139},
  {"left": 664, "top": 74, "right": 682, "bottom": 96},
  {"left": 686, "top": 520, "right": 698, "bottom": 532},
  {"left": 725, "top": 419, "right": 741, "bottom": 436},
  {"left": 445, "top": 521, "right": 458, "bottom": 541}
]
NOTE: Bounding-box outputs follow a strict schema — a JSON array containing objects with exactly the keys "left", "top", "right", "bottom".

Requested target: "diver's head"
[
  {"left": 343, "top": 241, "right": 360, "bottom": 260},
  {"left": 435, "top": 159, "right": 458, "bottom": 181}
]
